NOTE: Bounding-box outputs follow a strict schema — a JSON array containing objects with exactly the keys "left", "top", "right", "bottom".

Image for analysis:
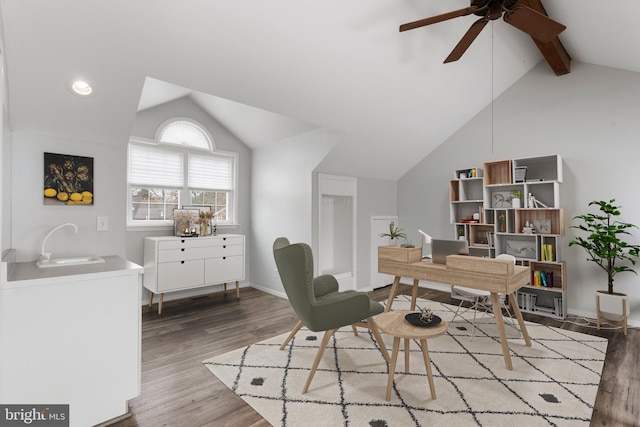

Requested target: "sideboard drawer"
[
  {"left": 157, "top": 260, "right": 205, "bottom": 292},
  {"left": 205, "top": 256, "right": 244, "bottom": 284},
  {"left": 158, "top": 238, "right": 216, "bottom": 250},
  {"left": 209, "top": 236, "right": 243, "bottom": 247},
  {"left": 158, "top": 247, "right": 212, "bottom": 263},
  {"left": 207, "top": 244, "right": 243, "bottom": 258}
]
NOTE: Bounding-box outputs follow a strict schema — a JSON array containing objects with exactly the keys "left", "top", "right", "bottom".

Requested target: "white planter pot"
[
  {"left": 595, "top": 290, "right": 629, "bottom": 335},
  {"left": 512, "top": 198, "right": 521, "bottom": 209}
]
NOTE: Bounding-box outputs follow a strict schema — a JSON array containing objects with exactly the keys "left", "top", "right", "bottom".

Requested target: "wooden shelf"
[
  {"left": 469, "top": 223, "right": 494, "bottom": 247},
  {"left": 515, "top": 208, "right": 565, "bottom": 235},
  {"left": 484, "top": 160, "right": 512, "bottom": 185},
  {"left": 449, "top": 180, "right": 460, "bottom": 202},
  {"left": 529, "top": 261, "right": 566, "bottom": 291}
]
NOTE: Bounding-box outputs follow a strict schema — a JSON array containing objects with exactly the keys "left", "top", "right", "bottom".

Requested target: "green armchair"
[{"left": 273, "top": 237, "right": 389, "bottom": 394}]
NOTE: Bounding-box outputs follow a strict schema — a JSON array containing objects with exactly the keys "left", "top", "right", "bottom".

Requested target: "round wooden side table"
[{"left": 376, "top": 310, "right": 448, "bottom": 401}]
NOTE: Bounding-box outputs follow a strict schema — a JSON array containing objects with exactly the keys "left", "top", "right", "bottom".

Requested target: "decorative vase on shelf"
[{"left": 512, "top": 198, "right": 521, "bottom": 209}]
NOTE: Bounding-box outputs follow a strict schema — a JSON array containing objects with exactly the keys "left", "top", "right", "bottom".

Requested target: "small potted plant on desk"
[
  {"left": 380, "top": 221, "right": 409, "bottom": 246},
  {"left": 569, "top": 199, "right": 640, "bottom": 335}
]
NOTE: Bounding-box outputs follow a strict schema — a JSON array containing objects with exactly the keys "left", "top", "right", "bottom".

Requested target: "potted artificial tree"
[
  {"left": 380, "top": 221, "right": 408, "bottom": 246},
  {"left": 569, "top": 199, "right": 640, "bottom": 335}
]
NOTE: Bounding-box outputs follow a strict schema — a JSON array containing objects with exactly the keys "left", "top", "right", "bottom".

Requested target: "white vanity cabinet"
[
  {"left": 143, "top": 234, "right": 245, "bottom": 313},
  {"left": 0, "top": 256, "right": 143, "bottom": 427}
]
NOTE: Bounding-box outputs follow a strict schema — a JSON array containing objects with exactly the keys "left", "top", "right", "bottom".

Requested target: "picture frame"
[
  {"left": 182, "top": 205, "right": 211, "bottom": 215},
  {"left": 505, "top": 239, "right": 536, "bottom": 259},
  {"left": 43, "top": 152, "right": 94, "bottom": 205},
  {"left": 492, "top": 191, "right": 513, "bottom": 208},
  {"left": 183, "top": 205, "right": 214, "bottom": 235},
  {"left": 533, "top": 218, "right": 552, "bottom": 234},
  {"left": 172, "top": 208, "right": 201, "bottom": 236}
]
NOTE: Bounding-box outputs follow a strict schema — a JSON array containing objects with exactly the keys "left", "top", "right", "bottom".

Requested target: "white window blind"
[
  {"left": 158, "top": 121, "right": 211, "bottom": 150},
  {"left": 129, "top": 144, "right": 183, "bottom": 187},
  {"left": 188, "top": 153, "right": 233, "bottom": 190}
]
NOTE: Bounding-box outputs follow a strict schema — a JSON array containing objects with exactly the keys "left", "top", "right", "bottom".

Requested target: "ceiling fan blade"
[
  {"left": 444, "top": 18, "right": 489, "bottom": 63},
  {"left": 503, "top": 5, "right": 566, "bottom": 42},
  {"left": 400, "top": 6, "right": 481, "bottom": 32}
]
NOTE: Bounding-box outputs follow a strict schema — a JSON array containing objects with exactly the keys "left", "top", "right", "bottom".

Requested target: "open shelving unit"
[{"left": 448, "top": 155, "right": 567, "bottom": 319}]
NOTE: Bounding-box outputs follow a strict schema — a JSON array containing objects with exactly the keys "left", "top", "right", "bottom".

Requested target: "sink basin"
[{"left": 36, "top": 256, "right": 105, "bottom": 268}]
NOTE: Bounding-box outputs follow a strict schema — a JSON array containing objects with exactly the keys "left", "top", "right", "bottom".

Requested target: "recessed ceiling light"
[{"left": 71, "top": 80, "right": 93, "bottom": 96}]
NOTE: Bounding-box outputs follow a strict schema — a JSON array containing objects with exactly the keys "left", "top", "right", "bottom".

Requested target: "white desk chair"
[{"left": 451, "top": 254, "right": 520, "bottom": 339}]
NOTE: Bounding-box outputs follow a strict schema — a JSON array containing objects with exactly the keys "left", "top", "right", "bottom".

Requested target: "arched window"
[
  {"left": 128, "top": 119, "right": 237, "bottom": 227},
  {"left": 156, "top": 119, "right": 213, "bottom": 151}
]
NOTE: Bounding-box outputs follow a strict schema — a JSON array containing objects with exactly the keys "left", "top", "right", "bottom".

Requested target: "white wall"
[
  {"left": 250, "top": 128, "right": 336, "bottom": 296},
  {"left": 126, "top": 97, "right": 252, "bottom": 303},
  {"left": 354, "top": 177, "right": 397, "bottom": 291},
  {"left": 0, "top": 24, "right": 10, "bottom": 255},
  {"left": 10, "top": 132, "right": 127, "bottom": 261},
  {"left": 398, "top": 61, "right": 640, "bottom": 324}
]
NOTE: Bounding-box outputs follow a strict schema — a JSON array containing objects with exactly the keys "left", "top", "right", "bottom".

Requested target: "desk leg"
[
  {"left": 508, "top": 293, "right": 531, "bottom": 346},
  {"left": 490, "top": 292, "right": 512, "bottom": 370},
  {"left": 385, "top": 276, "right": 401, "bottom": 312},
  {"left": 410, "top": 279, "right": 419, "bottom": 311},
  {"left": 420, "top": 339, "right": 437, "bottom": 400},
  {"left": 386, "top": 337, "right": 401, "bottom": 401}
]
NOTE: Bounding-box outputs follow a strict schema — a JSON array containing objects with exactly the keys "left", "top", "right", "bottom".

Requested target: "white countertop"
[{"left": 1, "top": 255, "right": 143, "bottom": 289}]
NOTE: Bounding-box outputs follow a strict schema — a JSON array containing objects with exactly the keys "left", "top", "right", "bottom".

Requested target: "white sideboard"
[{"left": 143, "top": 234, "right": 245, "bottom": 314}]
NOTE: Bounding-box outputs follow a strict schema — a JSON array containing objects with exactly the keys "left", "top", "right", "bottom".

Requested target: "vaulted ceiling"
[{"left": 2, "top": 0, "right": 639, "bottom": 180}]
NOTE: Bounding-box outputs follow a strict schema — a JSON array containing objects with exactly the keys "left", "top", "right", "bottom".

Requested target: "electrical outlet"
[{"left": 274, "top": 268, "right": 279, "bottom": 278}]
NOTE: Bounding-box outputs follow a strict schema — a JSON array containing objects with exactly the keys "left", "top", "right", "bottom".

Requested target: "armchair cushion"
[{"left": 313, "top": 274, "right": 340, "bottom": 297}]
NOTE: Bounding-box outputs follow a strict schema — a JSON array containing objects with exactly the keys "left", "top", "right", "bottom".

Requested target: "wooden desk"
[{"left": 378, "top": 250, "right": 532, "bottom": 370}]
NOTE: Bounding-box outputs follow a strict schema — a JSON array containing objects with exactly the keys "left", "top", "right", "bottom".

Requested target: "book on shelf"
[
  {"left": 517, "top": 291, "right": 537, "bottom": 311},
  {"left": 533, "top": 270, "right": 554, "bottom": 287},
  {"left": 534, "top": 305, "right": 555, "bottom": 314},
  {"left": 540, "top": 270, "right": 548, "bottom": 287},
  {"left": 541, "top": 244, "right": 554, "bottom": 261},
  {"left": 554, "top": 297, "right": 564, "bottom": 317}
]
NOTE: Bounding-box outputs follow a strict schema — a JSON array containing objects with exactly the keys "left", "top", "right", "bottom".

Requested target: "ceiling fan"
[{"left": 400, "top": 0, "right": 566, "bottom": 64}]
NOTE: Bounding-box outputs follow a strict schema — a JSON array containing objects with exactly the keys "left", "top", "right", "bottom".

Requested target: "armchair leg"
[
  {"left": 352, "top": 325, "right": 359, "bottom": 336},
  {"left": 280, "top": 320, "right": 304, "bottom": 350},
  {"left": 303, "top": 328, "right": 338, "bottom": 394}
]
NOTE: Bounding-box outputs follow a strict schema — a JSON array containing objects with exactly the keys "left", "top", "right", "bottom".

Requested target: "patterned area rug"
[{"left": 203, "top": 296, "right": 608, "bottom": 426}]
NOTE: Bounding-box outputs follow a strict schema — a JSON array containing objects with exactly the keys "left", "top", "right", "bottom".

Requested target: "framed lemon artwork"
[{"left": 43, "top": 152, "right": 94, "bottom": 205}]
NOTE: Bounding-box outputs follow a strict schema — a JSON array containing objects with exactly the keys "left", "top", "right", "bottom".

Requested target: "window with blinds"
[{"left": 127, "top": 120, "right": 237, "bottom": 226}]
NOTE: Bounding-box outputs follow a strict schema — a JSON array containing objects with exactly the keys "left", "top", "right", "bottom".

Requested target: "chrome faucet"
[{"left": 40, "top": 223, "right": 79, "bottom": 261}]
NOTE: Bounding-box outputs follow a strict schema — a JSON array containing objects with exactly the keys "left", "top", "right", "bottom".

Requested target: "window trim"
[{"left": 127, "top": 135, "right": 238, "bottom": 228}]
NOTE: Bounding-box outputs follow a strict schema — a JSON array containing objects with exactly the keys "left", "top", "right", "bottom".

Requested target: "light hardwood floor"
[{"left": 113, "top": 285, "right": 638, "bottom": 427}]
